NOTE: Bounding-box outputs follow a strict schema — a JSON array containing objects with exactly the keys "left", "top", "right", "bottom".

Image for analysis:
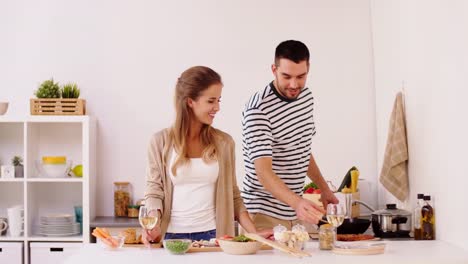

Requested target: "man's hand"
[
  {"left": 294, "top": 198, "right": 325, "bottom": 224},
  {"left": 320, "top": 189, "right": 339, "bottom": 209},
  {"left": 142, "top": 226, "right": 161, "bottom": 246},
  {"left": 256, "top": 228, "right": 274, "bottom": 240}
]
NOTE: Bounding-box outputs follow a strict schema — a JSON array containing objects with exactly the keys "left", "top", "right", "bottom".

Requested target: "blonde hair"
[{"left": 168, "top": 66, "right": 222, "bottom": 175}]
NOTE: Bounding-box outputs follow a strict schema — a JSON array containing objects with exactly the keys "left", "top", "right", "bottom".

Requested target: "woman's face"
[{"left": 187, "top": 83, "right": 222, "bottom": 125}]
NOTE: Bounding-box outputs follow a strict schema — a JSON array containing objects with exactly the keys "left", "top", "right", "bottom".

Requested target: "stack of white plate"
[{"left": 39, "top": 214, "right": 80, "bottom": 237}]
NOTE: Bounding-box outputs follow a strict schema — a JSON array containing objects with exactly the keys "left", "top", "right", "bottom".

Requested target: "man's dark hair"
[{"left": 275, "top": 40, "right": 310, "bottom": 65}]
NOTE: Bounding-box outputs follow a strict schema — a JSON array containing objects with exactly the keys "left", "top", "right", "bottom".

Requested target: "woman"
[{"left": 143, "top": 66, "right": 270, "bottom": 244}]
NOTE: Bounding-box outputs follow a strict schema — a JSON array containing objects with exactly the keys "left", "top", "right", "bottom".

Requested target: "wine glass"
[
  {"left": 326, "top": 203, "right": 344, "bottom": 246},
  {"left": 139, "top": 206, "right": 159, "bottom": 249}
]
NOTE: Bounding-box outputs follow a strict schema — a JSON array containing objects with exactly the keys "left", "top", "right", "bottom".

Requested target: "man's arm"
[
  {"left": 254, "top": 157, "right": 324, "bottom": 224},
  {"left": 306, "top": 153, "right": 339, "bottom": 208}
]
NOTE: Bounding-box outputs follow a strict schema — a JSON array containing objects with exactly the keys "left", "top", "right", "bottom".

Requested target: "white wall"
[
  {"left": 372, "top": 0, "right": 468, "bottom": 249},
  {"left": 0, "top": 1, "right": 376, "bottom": 217}
]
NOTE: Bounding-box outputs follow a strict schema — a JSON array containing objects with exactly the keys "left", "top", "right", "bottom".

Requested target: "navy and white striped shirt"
[{"left": 241, "top": 82, "right": 316, "bottom": 220}]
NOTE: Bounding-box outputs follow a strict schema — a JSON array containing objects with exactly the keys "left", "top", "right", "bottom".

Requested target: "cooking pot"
[{"left": 371, "top": 204, "right": 412, "bottom": 238}]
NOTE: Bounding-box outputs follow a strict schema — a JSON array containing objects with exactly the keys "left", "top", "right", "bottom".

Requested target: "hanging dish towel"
[{"left": 379, "top": 92, "right": 409, "bottom": 201}]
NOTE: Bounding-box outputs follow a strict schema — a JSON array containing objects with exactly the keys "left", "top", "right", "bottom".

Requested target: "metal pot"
[{"left": 371, "top": 204, "right": 412, "bottom": 238}]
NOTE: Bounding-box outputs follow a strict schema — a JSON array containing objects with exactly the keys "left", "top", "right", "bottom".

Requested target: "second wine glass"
[{"left": 326, "top": 203, "right": 344, "bottom": 246}]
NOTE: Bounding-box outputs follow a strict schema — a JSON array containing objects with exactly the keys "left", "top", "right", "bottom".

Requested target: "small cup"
[
  {"left": 0, "top": 217, "right": 8, "bottom": 236},
  {"left": 0, "top": 102, "right": 9, "bottom": 115},
  {"left": 74, "top": 206, "right": 83, "bottom": 234},
  {"left": 7, "top": 206, "right": 24, "bottom": 237}
]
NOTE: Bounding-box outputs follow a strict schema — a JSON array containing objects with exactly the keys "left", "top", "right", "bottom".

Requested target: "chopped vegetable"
[
  {"left": 303, "top": 182, "right": 319, "bottom": 192},
  {"left": 232, "top": 234, "right": 253, "bottom": 242},
  {"left": 164, "top": 240, "right": 191, "bottom": 254}
]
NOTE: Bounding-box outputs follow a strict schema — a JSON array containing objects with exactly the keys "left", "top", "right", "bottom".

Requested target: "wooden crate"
[{"left": 30, "top": 98, "right": 86, "bottom": 115}]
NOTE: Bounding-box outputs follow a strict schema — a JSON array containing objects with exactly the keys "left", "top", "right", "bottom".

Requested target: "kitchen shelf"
[
  {"left": 27, "top": 236, "right": 83, "bottom": 242},
  {"left": 0, "top": 116, "right": 96, "bottom": 264},
  {"left": 26, "top": 178, "right": 83, "bottom": 183},
  {"left": 0, "top": 178, "right": 25, "bottom": 182},
  {"left": 0, "top": 236, "right": 25, "bottom": 241}
]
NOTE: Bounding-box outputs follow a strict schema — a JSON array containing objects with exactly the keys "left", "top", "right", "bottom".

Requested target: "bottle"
[
  {"left": 421, "top": 195, "right": 435, "bottom": 240},
  {"left": 114, "top": 182, "right": 132, "bottom": 217},
  {"left": 413, "top": 193, "right": 424, "bottom": 240}
]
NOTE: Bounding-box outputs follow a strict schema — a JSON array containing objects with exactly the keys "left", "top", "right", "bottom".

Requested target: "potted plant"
[
  {"left": 12, "top": 156, "right": 23, "bottom": 178},
  {"left": 35, "top": 78, "right": 61, "bottom": 98},
  {"left": 30, "top": 78, "right": 86, "bottom": 115},
  {"left": 61, "top": 83, "right": 80, "bottom": 98}
]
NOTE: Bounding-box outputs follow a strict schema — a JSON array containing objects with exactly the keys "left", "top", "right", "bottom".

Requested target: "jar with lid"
[
  {"left": 114, "top": 182, "right": 132, "bottom": 217},
  {"left": 318, "top": 224, "right": 335, "bottom": 250},
  {"left": 127, "top": 205, "right": 140, "bottom": 218}
]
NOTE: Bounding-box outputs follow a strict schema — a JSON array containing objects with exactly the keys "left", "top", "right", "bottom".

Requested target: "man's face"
[{"left": 272, "top": 58, "right": 309, "bottom": 99}]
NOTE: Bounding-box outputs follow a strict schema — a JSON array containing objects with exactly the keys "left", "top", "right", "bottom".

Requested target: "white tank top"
[{"left": 166, "top": 148, "right": 219, "bottom": 233}]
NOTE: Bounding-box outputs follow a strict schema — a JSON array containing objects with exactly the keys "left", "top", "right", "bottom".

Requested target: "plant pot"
[{"left": 14, "top": 165, "right": 24, "bottom": 178}]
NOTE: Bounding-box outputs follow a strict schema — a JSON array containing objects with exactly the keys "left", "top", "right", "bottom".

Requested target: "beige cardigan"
[{"left": 144, "top": 128, "right": 247, "bottom": 240}]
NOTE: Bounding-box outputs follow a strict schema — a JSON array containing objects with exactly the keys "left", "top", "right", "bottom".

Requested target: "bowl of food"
[
  {"left": 273, "top": 224, "right": 310, "bottom": 250},
  {"left": 0, "top": 102, "right": 8, "bottom": 115},
  {"left": 35, "top": 157, "right": 72, "bottom": 178},
  {"left": 217, "top": 235, "right": 262, "bottom": 255},
  {"left": 97, "top": 235, "right": 125, "bottom": 250},
  {"left": 163, "top": 239, "right": 192, "bottom": 255}
]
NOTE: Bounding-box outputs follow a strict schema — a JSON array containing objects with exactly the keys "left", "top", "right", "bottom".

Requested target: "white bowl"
[
  {"left": 35, "top": 160, "right": 72, "bottom": 178},
  {"left": 217, "top": 239, "right": 262, "bottom": 255},
  {"left": 0, "top": 102, "right": 8, "bottom": 115}
]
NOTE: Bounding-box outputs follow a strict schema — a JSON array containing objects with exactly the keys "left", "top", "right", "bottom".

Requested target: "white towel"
[{"left": 379, "top": 92, "right": 409, "bottom": 201}]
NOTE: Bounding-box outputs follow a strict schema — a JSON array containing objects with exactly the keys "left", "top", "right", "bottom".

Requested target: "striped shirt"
[{"left": 241, "top": 81, "right": 316, "bottom": 220}]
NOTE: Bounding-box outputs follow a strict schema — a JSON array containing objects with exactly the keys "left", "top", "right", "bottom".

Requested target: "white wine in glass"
[
  {"left": 326, "top": 203, "right": 344, "bottom": 247},
  {"left": 326, "top": 214, "right": 345, "bottom": 227},
  {"left": 326, "top": 203, "right": 345, "bottom": 227},
  {"left": 139, "top": 206, "right": 158, "bottom": 248},
  {"left": 139, "top": 206, "right": 158, "bottom": 230}
]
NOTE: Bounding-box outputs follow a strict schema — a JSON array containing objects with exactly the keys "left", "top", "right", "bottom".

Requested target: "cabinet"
[
  {"left": 0, "top": 242, "right": 23, "bottom": 264},
  {"left": 30, "top": 242, "right": 81, "bottom": 264},
  {"left": 0, "top": 116, "right": 96, "bottom": 264}
]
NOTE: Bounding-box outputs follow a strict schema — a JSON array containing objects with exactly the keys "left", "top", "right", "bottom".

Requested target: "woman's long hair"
[{"left": 168, "top": 66, "right": 222, "bottom": 175}]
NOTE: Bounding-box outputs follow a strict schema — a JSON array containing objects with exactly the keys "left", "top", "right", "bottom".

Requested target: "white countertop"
[{"left": 64, "top": 240, "right": 468, "bottom": 264}]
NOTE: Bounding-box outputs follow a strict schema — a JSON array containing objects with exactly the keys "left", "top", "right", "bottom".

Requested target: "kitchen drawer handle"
[
  {"left": 50, "top": 248, "right": 64, "bottom": 252},
  {"left": 0, "top": 248, "right": 2, "bottom": 252}
]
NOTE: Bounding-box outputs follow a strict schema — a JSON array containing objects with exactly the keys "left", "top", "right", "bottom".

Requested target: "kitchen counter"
[
  {"left": 90, "top": 216, "right": 140, "bottom": 227},
  {"left": 64, "top": 240, "right": 468, "bottom": 264}
]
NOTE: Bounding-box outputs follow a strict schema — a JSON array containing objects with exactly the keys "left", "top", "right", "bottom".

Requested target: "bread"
[{"left": 120, "top": 228, "right": 138, "bottom": 244}]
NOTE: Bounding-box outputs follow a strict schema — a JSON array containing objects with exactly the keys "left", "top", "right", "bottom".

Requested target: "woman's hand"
[{"left": 142, "top": 226, "right": 161, "bottom": 246}]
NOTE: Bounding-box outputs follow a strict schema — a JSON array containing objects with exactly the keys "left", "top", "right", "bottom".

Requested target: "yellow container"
[{"left": 42, "top": 156, "right": 66, "bottom": 164}]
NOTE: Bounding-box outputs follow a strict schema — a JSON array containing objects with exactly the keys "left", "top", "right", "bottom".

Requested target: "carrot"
[
  {"left": 92, "top": 231, "right": 114, "bottom": 247},
  {"left": 93, "top": 228, "right": 118, "bottom": 248},
  {"left": 94, "top": 228, "right": 110, "bottom": 239}
]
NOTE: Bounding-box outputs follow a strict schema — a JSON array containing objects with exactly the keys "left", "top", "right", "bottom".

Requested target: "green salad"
[{"left": 232, "top": 234, "right": 253, "bottom": 242}]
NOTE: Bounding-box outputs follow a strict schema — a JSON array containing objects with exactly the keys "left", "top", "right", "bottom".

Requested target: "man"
[{"left": 241, "top": 40, "right": 338, "bottom": 230}]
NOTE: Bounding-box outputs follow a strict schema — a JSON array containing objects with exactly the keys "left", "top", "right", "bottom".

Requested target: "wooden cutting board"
[
  {"left": 188, "top": 244, "right": 272, "bottom": 253},
  {"left": 123, "top": 243, "right": 162, "bottom": 248},
  {"left": 244, "top": 233, "right": 311, "bottom": 258}
]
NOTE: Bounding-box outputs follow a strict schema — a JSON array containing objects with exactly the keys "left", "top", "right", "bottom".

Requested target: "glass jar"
[
  {"left": 127, "top": 205, "right": 139, "bottom": 218},
  {"left": 114, "top": 182, "right": 131, "bottom": 217},
  {"left": 318, "top": 224, "right": 335, "bottom": 250}
]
